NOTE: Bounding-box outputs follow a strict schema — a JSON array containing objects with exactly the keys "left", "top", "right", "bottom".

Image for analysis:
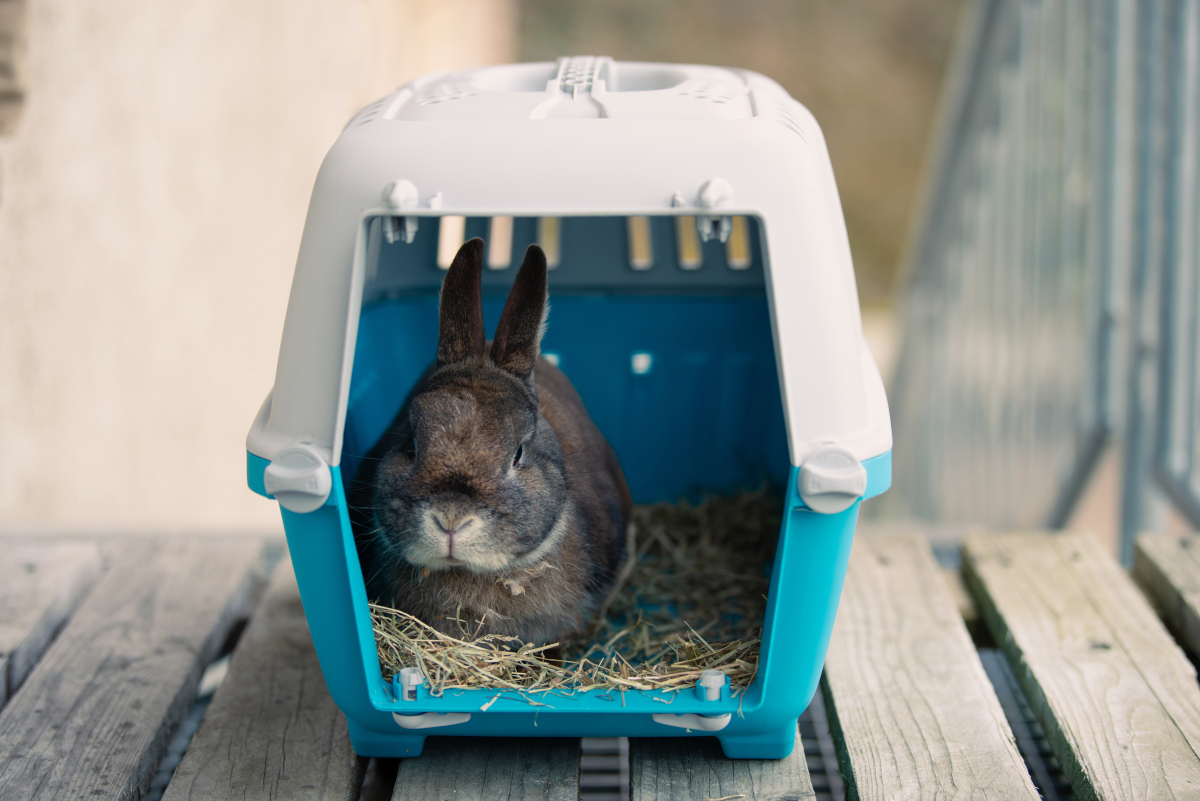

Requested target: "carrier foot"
[
  {"left": 718, "top": 722, "right": 798, "bottom": 759},
  {"left": 348, "top": 719, "right": 427, "bottom": 757}
]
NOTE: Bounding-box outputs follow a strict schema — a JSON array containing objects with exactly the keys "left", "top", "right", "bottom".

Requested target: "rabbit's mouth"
[
  {"left": 412, "top": 549, "right": 505, "bottom": 573},
  {"left": 404, "top": 506, "right": 510, "bottom": 573}
]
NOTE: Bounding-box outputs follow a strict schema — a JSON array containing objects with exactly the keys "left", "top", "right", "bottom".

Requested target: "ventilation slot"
[
  {"left": 353, "top": 100, "right": 386, "bottom": 128},
  {"left": 676, "top": 83, "right": 738, "bottom": 105},
  {"left": 415, "top": 84, "right": 478, "bottom": 106}
]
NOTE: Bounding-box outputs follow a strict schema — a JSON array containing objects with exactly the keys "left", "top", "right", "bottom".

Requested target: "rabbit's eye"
[{"left": 513, "top": 445, "right": 524, "bottom": 467}]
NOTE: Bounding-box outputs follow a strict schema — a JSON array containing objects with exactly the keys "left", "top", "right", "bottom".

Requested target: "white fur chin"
[
  {"left": 407, "top": 508, "right": 508, "bottom": 573},
  {"left": 458, "top": 554, "right": 508, "bottom": 573},
  {"left": 405, "top": 505, "right": 570, "bottom": 574}
]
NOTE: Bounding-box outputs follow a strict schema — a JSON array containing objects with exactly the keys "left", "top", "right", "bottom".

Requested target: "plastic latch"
[
  {"left": 696, "top": 178, "right": 734, "bottom": 243},
  {"left": 798, "top": 443, "right": 867, "bottom": 514},
  {"left": 263, "top": 443, "right": 332, "bottom": 514},
  {"left": 382, "top": 179, "right": 419, "bottom": 244},
  {"left": 695, "top": 669, "right": 727, "bottom": 701}
]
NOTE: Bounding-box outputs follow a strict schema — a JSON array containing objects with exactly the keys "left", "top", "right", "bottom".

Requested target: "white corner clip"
[
  {"left": 798, "top": 443, "right": 867, "bottom": 514},
  {"left": 263, "top": 442, "right": 333, "bottom": 514}
]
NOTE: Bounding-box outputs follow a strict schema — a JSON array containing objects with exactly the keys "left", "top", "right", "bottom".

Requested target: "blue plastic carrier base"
[
  {"left": 248, "top": 288, "right": 890, "bottom": 759},
  {"left": 250, "top": 452, "right": 885, "bottom": 759}
]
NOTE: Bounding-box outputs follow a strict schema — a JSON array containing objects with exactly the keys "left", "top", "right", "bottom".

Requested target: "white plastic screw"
[
  {"left": 398, "top": 667, "right": 424, "bottom": 701},
  {"left": 698, "top": 669, "right": 726, "bottom": 701}
]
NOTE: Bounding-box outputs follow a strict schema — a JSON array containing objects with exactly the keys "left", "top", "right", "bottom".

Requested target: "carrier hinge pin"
[
  {"left": 396, "top": 667, "right": 425, "bottom": 702},
  {"left": 696, "top": 669, "right": 727, "bottom": 701}
]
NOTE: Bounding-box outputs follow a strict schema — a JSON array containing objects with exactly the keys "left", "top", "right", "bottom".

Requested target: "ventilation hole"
[
  {"left": 773, "top": 106, "right": 805, "bottom": 137},
  {"left": 676, "top": 83, "right": 739, "bottom": 105},
  {"left": 414, "top": 85, "right": 479, "bottom": 106}
]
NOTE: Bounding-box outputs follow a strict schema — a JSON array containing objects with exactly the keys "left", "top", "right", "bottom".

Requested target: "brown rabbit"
[{"left": 352, "top": 238, "right": 632, "bottom": 646}]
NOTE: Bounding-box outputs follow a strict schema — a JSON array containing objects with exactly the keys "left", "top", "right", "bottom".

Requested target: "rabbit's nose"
[
  {"left": 430, "top": 509, "right": 479, "bottom": 536},
  {"left": 430, "top": 510, "right": 453, "bottom": 534}
]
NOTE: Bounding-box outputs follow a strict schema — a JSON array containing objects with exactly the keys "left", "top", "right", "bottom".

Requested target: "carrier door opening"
[
  {"left": 343, "top": 214, "right": 790, "bottom": 699},
  {"left": 344, "top": 214, "right": 787, "bottom": 502}
]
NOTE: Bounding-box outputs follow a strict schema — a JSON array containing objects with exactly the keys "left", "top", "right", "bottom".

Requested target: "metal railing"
[{"left": 881, "top": 0, "right": 1200, "bottom": 561}]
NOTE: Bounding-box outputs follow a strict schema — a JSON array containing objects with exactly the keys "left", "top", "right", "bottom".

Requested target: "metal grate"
[
  {"left": 802, "top": 690, "right": 845, "bottom": 801},
  {"left": 979, "top": 649, "right": 1075, "bottom": 800},
  {"left": 578, "top": 715, "right": 842, "bottom": 801},
  {"left": 579, "top": 737, "right": 629, "bottom": 801}
]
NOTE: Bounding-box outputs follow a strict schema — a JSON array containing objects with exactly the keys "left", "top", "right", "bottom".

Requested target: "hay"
[{"left": 370, "top": 487, "right": 782, "bottom": 698}]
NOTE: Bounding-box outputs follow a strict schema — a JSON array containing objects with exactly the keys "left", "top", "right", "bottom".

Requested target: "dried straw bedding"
[{"left": 370, "top": 489, "right": 781, "bottom": 699}]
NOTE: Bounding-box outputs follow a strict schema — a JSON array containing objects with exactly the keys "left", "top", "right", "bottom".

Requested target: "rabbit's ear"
[
  {"left": 490, "top": 244, "right": 548, "bottom": 379},
  {"left": 437, "top": 238, "right": 487, "bottom": 365}
]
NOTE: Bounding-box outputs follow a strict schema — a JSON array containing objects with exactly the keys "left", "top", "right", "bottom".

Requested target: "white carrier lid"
[{"left": 248, "top": 58, "right": 892, "bottom": 481}]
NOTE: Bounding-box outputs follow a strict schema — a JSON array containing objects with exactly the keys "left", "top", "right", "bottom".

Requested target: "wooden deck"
[{"left": 1, "top": 528, "right": 1198, "bottom": 800}]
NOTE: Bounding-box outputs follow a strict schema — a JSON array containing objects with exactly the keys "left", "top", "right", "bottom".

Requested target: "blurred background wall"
[
  {"left": 0, "top": 0, "right": 515, "bottom": 532},
  {"left": 0, "top": 0, "right": 963, "bottom": 532}
]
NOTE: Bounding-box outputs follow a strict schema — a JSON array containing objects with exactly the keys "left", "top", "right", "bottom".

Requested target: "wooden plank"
[
  {"left": 0, "top": 537, "right": 268, "bottom": 801},
  {"left": 822, "top": 532, "right": 1039, "bottom": 800},
  {"left": 964, "top": 532, "right": 1200, "bottom": 800},
  {"left": 392, "top": 736, "right": 580, "bottom": 801},
  {"left": 629, "top": 728, "right": 815, "bottom": 801},
  {"left": 163, "top": 555, "right": 367, "bottom": 801},
  {"left": 1133, "top": 532, "right": 1200, "bottom": 656},
  {"left": 0, "top": 539, "right": 101, "bottom": 706}
]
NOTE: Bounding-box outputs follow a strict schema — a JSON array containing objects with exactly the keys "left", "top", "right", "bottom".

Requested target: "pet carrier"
[{"left": 247, "top": 57, "right": 891, "bottom": 759}]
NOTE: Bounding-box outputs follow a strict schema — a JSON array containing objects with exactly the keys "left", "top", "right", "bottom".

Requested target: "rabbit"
[{"left": 351, "top": 237, "right": 632, "bottom": 647}]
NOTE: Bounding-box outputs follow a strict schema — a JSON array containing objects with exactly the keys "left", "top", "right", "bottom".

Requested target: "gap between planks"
[
  {"left": 0, "top": 537, "right": 270, "bottom": 801},
  {"left": 964, "top": 531, "right": 1200, "bottom": 801},
  {"left": 0, "top": 539, "right": 101, "bottom": 707},
  {"left": 166, "top": 551, "right": 581, "bottom": 801},
  {"left": 163, "top": 554, "right": 368, "bottom": 801}
]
